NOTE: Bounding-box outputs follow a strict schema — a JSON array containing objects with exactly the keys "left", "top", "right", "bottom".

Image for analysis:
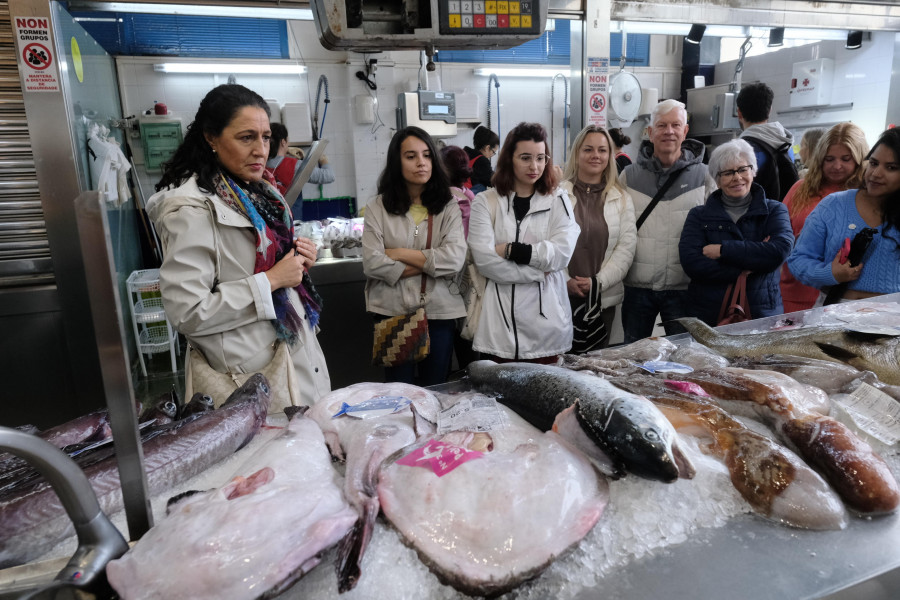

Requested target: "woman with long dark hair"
[
  {"left": 467, "top": 122, "right": 580, "bottom": 362},
  {"left": 788, "top": 127, "right": 900, "bottom": 302},
  {"left": 780, "top": 123, "right": 868, "bottom": 312},
  {"left": 147, "top": 84, "right": 330, "bottom": 408},
  {"left": 362, "top": 126, "right": 467, "bottom": 385}
]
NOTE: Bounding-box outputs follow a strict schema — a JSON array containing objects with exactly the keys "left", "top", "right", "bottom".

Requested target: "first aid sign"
[{"left": 15, "top": 17, "right": 60, "bottom": 92}]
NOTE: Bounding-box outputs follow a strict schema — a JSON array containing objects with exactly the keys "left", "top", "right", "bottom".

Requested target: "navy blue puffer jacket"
[{"left": 679, "top": 183, "right": 794, "bottom": 325}]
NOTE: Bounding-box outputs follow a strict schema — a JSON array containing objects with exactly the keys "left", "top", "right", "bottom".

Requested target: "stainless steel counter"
[
  {"left": 613, "top": 293, "right": 900, "bottom": 600},
  {"left": 574, "top": 511, "right": 900, "bottom": 600}
]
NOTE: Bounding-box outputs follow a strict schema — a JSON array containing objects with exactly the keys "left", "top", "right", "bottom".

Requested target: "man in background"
[
  {"left": 266, "top": 122, "right": 335, "bottom": 217},
  {"left": 619, "top": 99, "right": 717, "bottom": 343},
  {"left": 736, "top": 82, "right": 799, "bottom": 201}
]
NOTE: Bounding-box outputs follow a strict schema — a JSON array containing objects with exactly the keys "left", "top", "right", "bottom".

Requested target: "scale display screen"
[{"left": 438, "top": 0, "right": 541, "bottom": 35}]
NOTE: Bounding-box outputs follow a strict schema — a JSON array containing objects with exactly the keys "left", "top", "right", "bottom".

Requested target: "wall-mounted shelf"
[{"left": 778, "top": 102, "right": 853, "bottom": 116}]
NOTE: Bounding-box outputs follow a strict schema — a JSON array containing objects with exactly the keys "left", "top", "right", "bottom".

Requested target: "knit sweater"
[
  {"left": 787, "top": 189, "right": 900, "bottom": 294},
  {"left": 779, "top": 179, "right": 844, "bottom": 312}
]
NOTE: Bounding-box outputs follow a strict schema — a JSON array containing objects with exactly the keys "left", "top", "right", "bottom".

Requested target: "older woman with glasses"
[
  {"left": 678, "top": 138, "right": 794, "bottom": 325},
  {"left": 467, "top": 122, "right": 580, "bottom": 363}
]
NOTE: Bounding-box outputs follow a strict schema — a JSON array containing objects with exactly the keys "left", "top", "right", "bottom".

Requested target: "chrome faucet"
[{"left": 0, "top": 426, "right": 129, "bottom": 596}]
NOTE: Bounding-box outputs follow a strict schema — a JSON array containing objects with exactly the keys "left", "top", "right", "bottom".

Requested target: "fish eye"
[
  {"left": 261, "top": 383, "right": 270, "bottom": 395},
  {"left": 202, "top": 395, "right": 213, "bottom": 404},
  {"left": 645, "top": 430, "right": 660, "bottom": 442}
]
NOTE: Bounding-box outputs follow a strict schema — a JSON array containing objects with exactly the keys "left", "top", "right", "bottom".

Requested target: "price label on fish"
[
  {"left": 835, "top": 383, "right": 900, "bottom": 445},
  {"left": 437, "top": 395, "right": 506, "bottom": 434},
  {"left": 396, "top": 439, "right": 484, "bottom": 477}
]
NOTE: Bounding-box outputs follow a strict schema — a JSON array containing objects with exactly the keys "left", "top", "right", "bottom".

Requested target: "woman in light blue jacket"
[{"left": 467, "top": 122, "right": 580, "bottom": 362}]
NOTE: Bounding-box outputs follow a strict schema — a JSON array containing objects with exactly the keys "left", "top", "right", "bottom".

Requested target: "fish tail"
[
  {"left": 336, "top": 501, "right": 378, "bottom": 592},
  {"left": 674, "top": 317, "right": 721, "bottom": 346}
]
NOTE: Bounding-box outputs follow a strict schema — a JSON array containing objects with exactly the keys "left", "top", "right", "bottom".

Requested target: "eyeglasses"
[
  {"left": 717, "top": 165, "right": 753, "bottom": 180},
  {"left": 515, "top": 154, "right": 549, "bottom": 165}
]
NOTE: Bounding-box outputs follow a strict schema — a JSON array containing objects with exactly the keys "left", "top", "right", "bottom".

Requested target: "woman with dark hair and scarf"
[
  {"left": 362, "top": 126, "right": 467, "bottom": 385},
  {"left": 788, "top": 127, "right": 900, "bottom": 302},
  {"left": 147, "top": 84, "right": 330, "bottom": 408}
]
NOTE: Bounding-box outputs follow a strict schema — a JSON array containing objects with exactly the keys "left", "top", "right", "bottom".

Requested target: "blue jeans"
[
  {"left": 384, "top": 318, "right": 456, "bottom": 387},
  {"left": 621, "top": 286, "right": 688, "bottom": 343}
]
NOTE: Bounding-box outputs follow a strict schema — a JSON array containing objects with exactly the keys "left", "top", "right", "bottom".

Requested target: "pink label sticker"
[
  {"left": 664, "top": 380, "right": 711, "bottom": 397},
  {"left": 395, "top": 438, "right": 483, "bottom": 477}
]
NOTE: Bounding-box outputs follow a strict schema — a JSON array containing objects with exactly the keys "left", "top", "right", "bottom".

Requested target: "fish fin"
[
  {"left": 410, "top": 404, "right": 437, "bottom": 438},
  {"left": 284, "top": 405, "right": 310, "bottom": 421},
  {"left": 814, "top": 342, "right": 860, "bottom": 363},
  {"left": 165, "top": 489, "right": 207, "bottom": 514},
  {"left": 672, "top": 439, "right": 696, "bottom": 480},
  {"left": 336, "top": 501, "right": 378, "bottom": 593}
]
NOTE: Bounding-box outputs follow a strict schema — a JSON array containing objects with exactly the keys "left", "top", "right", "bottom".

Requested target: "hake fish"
[
  {"left": 0, "top": 374, "right": 271, "bottom": 568},
  {"left": 467, "top": 361, "right": 694, "bottom": 482},
  {"left": 377, "top": 400, "right": 609, "bottom": 598},
  {"left": 106, "top": 410, "right": 357, "bottom": 600},
  {"left": 305, "top": 382, "right": 441, "bottom": 592},
  {"left": 677, "top": 317, "right": 900, "bottom": 385},
  {"left": 609, "top": 376, "right": 848, "bottom": 530},
  {"left": 676, "top": 367, "right": 900, "bottom": 515}
]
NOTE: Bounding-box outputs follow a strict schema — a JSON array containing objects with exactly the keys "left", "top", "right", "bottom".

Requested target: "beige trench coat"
[{"left": 146, "top": 176, "right": 331, "bottom": 405}]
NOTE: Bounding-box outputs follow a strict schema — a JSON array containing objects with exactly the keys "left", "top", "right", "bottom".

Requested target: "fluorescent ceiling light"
[
  {"left": 70, "top": 2, "right": 313, "bottom": 20},
  {"left": 154, "top": 63, "right": 307, "bottom": 74},
  {"left": 611, "top": 21, "right": 848, "bottom": 41},
  {"left": 474, "top": 68, "right": 570, "bottom": 78}
]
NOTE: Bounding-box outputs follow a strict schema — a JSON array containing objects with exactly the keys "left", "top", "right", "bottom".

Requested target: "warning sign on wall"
[
  {"left": 14, "top": 16, "right": 60, "bottom": 92},
  {"left": 586, "top": 57, "right": 609, "bottom": 127}
]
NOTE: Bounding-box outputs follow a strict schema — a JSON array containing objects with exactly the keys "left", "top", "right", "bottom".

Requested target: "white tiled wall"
[
  {"left": 116, "top": 21, "right": 685, "bottom": 212},
  {"left": 713, "top": 32, "right": 896, "bottom": 149}
]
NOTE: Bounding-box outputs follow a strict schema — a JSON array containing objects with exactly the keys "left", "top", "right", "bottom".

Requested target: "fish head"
[
  {"left": 222, "top": 373, "right": 273, "bottom": 417},
  {"left": 576, "top": 396, "right": 693, "bottom": 483}
]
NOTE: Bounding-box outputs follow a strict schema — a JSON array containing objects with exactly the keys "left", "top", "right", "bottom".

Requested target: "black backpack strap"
[
  {"left": 743, "top": 136, "right": 798, "bottom": 201},
  {"left": 635, "top": 165, "right": 690, "bottom": 230}
]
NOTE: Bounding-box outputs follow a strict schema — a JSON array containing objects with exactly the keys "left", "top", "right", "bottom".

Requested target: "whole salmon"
[
  {"left": 678, "top": 317, "right": 900, "bottom": 385},
  {"left": 467, "top": 361, "right": 693, "bottom": 482},
  {"left": 0, "top": 374, "right": 271, "bottom": 568}
]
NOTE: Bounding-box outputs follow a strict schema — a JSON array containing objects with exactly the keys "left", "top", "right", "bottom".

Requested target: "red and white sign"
[
  {"left": 586, "top": 57, "right": 608, "bottom": 127},
  {"left": 14, "top": 17, "right": 59, "bottom": 92}
]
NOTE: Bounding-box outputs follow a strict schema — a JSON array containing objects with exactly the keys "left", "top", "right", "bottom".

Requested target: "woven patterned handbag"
[
  {"left": 372, "top": 215, "right": 433, "bottom": 368},
  {"left": 371, "top": 307, "right": 430, "bottom": 367}
]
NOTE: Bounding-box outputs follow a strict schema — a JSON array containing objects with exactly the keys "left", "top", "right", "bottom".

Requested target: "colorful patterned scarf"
[{"left": 214, "top": 173, "right": 322, "bottom": 344}]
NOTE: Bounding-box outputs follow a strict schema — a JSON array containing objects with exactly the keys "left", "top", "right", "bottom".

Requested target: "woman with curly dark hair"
[
  {"left": 362, "top": 126, "right": 467, "bottom": 384},
  {"left": 147, "top": 84, "right": 330, "bottom": 409},
  {"left": 788, "top": 127, "right": 900, "bottom": 303},
  {"left": 467, "top": 122, "right": 580, "bottom": 363}
]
